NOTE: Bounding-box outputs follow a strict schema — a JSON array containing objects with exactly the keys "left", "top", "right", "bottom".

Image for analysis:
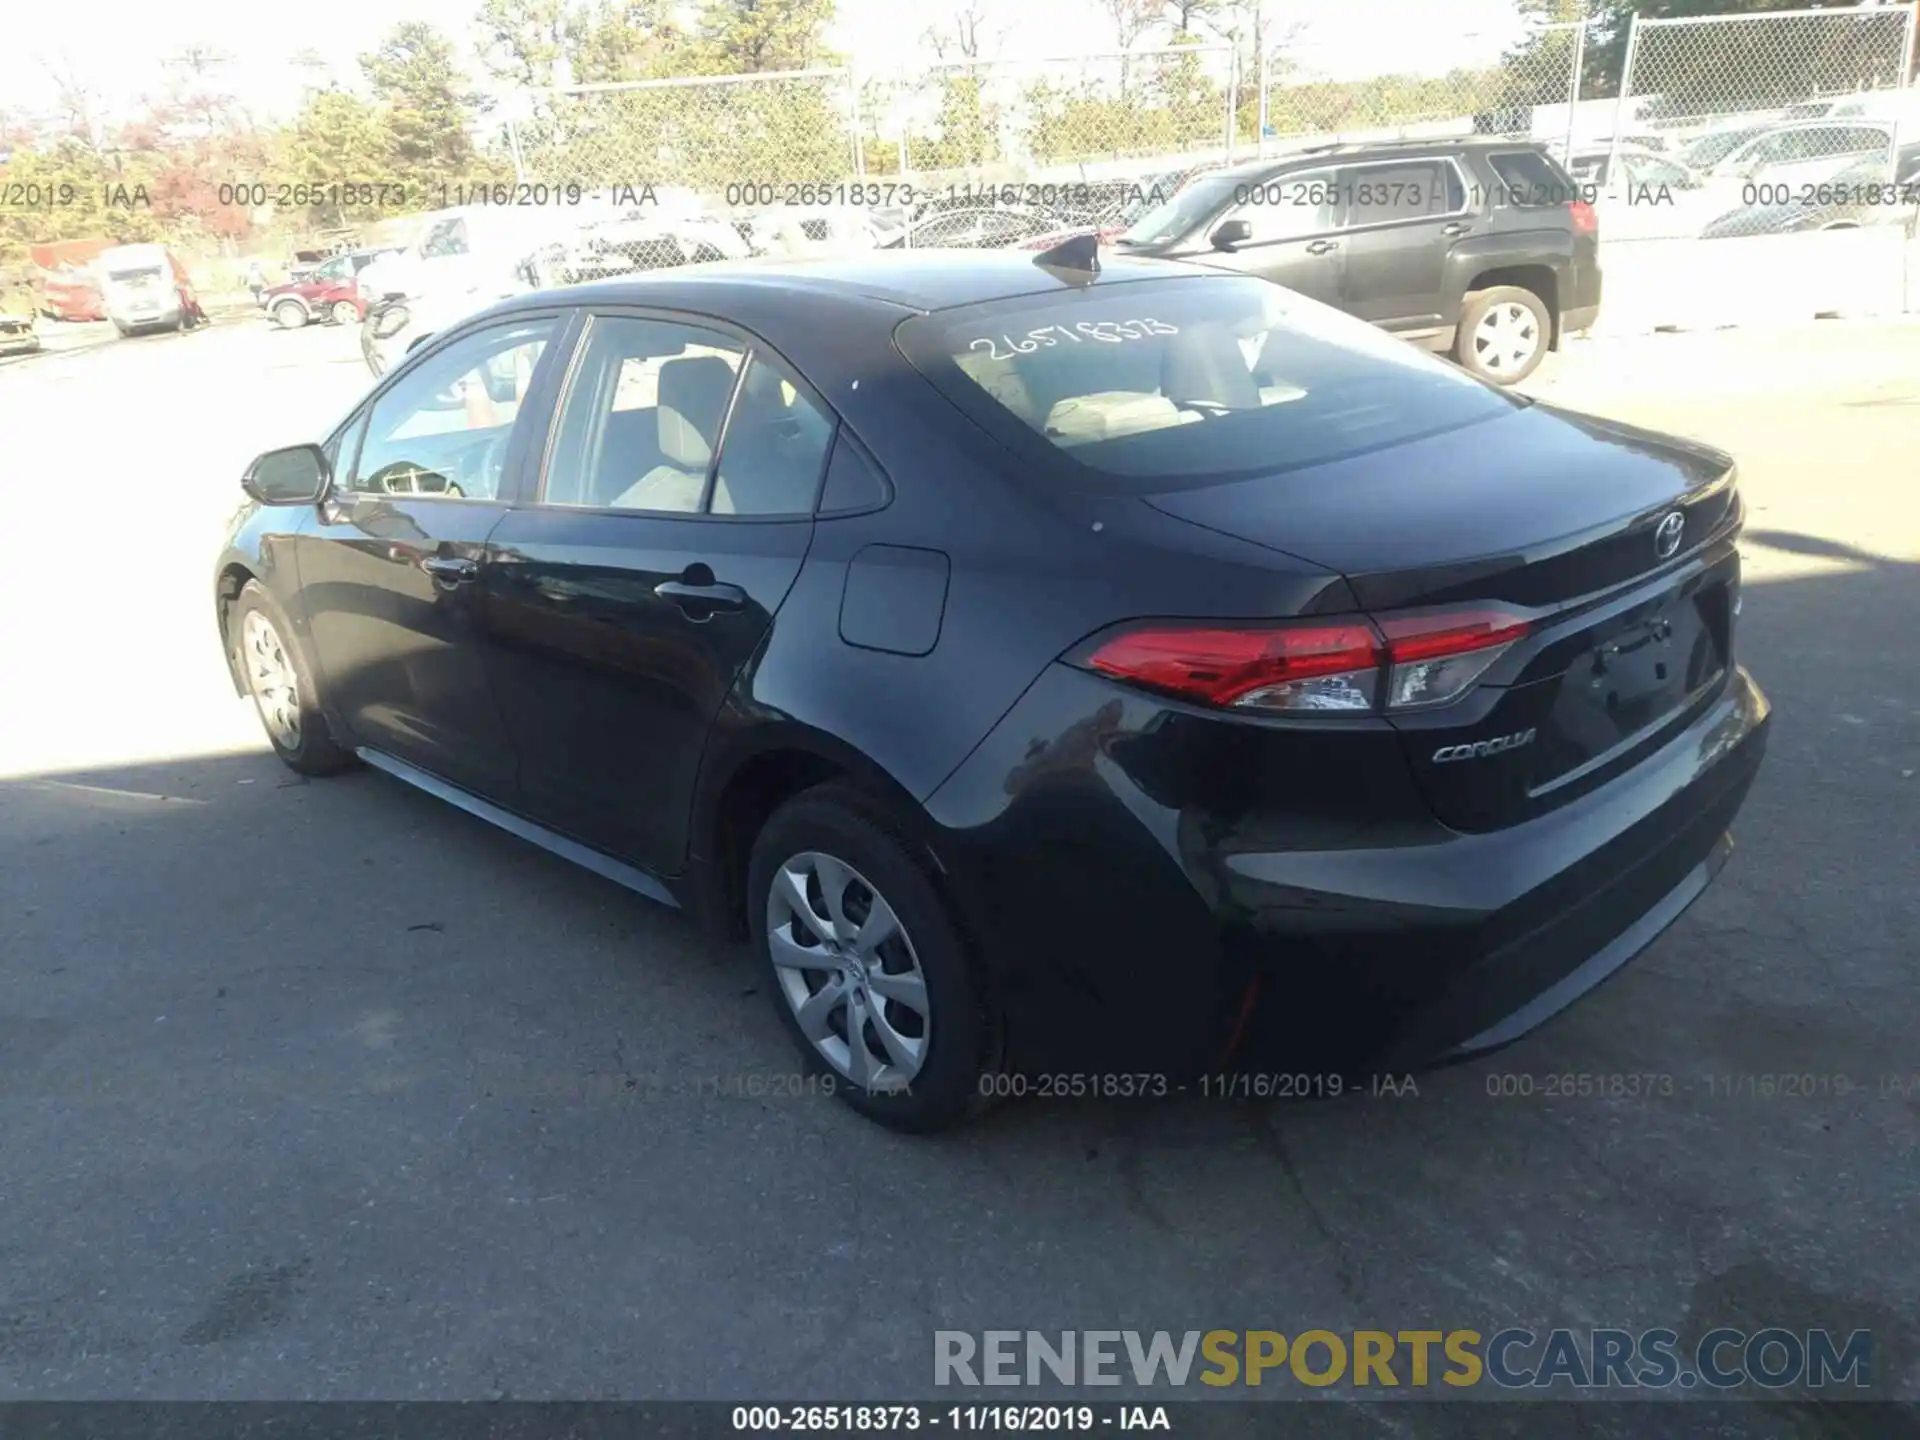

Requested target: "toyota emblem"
[{"left": 1654, "top": 511, "right": 1685, "bottom": 559}]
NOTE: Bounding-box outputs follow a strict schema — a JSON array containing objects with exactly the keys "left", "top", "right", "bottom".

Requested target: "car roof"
[
  {"left": 493, "top": 249, "right": 1220, "bottom": 317},
  {"left": 1204, "top": 135, "right": 1551, "bottom": 182}
]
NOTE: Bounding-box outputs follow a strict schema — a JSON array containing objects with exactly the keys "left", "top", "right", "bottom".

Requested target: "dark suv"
[{"left": 1113, "top": 138, "right": 1601, "bottom": 384}]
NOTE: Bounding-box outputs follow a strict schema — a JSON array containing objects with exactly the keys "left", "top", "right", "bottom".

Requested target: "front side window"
[
  {"left": 1226, "top": 168, "right": 1338, "bottom": 242},
  {"left": 350, "top": 317, "right": 555, "bottom": 499},
  {"left": 897, "top": 276, "right": 1516, "bottom": 491}
]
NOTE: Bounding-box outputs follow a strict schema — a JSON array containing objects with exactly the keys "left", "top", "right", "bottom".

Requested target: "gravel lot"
[{"left": 1, "top": 313, "right": 1916, "bottom": 1428}]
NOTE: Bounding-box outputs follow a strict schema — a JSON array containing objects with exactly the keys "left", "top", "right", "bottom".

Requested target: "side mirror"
[
  {"left": 242, "top": 443, "right": 330, "bottom": 505},
  {"left": 1210, "top": 218, "right": 1253, "bottom": 252}
]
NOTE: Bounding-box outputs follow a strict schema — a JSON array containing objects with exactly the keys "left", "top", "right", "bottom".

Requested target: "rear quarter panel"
[{"left": 722, "top": 296, "right": 1352, "bottom": 811}]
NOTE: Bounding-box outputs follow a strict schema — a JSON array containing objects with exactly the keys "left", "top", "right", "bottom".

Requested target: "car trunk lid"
[{"left": 1143, "top": 403, "right": 1743, "bottom": 830}]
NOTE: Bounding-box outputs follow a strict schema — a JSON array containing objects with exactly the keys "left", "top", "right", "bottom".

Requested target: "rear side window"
[
  {"left": 1487, "top": 150, "right": 1576, "bottom": 205},
  {"left": 897, "top": 275, "right": 1516, "bottom": 492}
]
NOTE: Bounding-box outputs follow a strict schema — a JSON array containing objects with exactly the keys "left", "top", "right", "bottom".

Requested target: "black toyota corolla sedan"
[{"left": 214, "top": 246, "right": 1768, "bottom": 1132}]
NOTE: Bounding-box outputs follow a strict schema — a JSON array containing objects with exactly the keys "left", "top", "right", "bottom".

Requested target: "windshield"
[
  {"left": 106, "top": 266, "right": 165, "bottom": 284},
  {"left": 896, "top": 275, "right": 1517, "bottom": 491},
  {"left": 1118, "top": 176, "right": 1237, "bottom": 246}
]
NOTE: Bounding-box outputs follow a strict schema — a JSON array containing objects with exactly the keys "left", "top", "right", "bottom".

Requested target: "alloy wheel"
[
  {"left": 766, "top": 851, "right": 931, "bottom": 1092},
  {"left": 1471, "top": 302, "right": 1540, "bottom": 376},
  {"left": 242, "top": 610, "right": 302, "bottom": 749}
]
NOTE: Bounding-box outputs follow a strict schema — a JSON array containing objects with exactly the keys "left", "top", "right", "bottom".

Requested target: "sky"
[{"left": 7, "top": 0, "right": 1534, "bottom": 127}]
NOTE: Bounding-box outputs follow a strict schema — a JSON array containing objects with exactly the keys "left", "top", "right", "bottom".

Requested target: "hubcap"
[
  {"left": 1472, "top": 302, "right": 1540, "bottom": 375},
  {"left": 242, "top": 610, "right": 302, "bottom": 749},
  {"left": 766, "top": 851, "right": 930, "bottom": 1092}
]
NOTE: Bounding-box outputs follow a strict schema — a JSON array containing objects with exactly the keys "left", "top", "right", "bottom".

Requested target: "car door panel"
[
  {"left": 1200, "top": 167, "right": 1344, "bottom": 307},
  {"left": 481, "top": 311, "right": 830, "bottom": 875},
  {"left": 484, "top": 511, "right": 812, "bottom": 870},
  {"left": 299, "top": 313, "right": 565, "bottom": 804},
  {"left": 1334, "top": 160, "right": 1470, "bottom": 330}
]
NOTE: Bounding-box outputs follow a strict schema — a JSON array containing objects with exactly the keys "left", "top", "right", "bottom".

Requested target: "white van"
[{"left": 96, "top": 243, "right": 199, "bottom": 335}]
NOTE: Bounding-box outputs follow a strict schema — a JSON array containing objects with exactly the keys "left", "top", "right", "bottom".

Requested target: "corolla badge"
[
  {"left": 1432, "top": 729, "right": 1537, "bottom": 763},
  {"left": 1654, "top": 510, "right": 1686, "bottom": 559}
]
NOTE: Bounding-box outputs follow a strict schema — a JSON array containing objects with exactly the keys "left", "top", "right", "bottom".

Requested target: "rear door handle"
[
  {"left": 655, "top": 579, "right": 748, "bottom": 616},
  {"left": 1305, "top": 239, "right": 1338, "bottom": 255},
  {"left": 422, "top": 556, "right": 478, "bottom": 585}
]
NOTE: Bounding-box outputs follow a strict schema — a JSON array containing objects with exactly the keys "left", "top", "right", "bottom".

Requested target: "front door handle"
[
  {"left": 1440, "top": 222, "right": 1471, "bottom": 237},
  {"left": 655, "top": 578, "right": 748, "bottom": 617},
  {"left": 1305, "top": 239, "right": 1338, "bottom": 256},
  {"left": 422, "top": 555, "right": 479, "bottom": 585}
]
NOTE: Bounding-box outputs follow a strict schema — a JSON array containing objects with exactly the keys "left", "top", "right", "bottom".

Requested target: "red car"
[{"left": 261, "top": 249, "right": 387, "bottom": 330}]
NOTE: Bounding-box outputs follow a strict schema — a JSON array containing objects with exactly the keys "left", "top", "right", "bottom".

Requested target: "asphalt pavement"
[{"left": 0, "top": 314, "right": 1916, "bottom": 1429}]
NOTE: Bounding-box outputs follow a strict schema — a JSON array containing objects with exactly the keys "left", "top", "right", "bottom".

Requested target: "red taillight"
[
  {"left": 1378, "top": 607, "right": 1532, "bottom": 711},
  {"left": 1086, "top": 622, "right": 1383, "bottom": 712},
  {"left": 1378, "top": 609, "right": 1531, "bottom": 664},
  {"left": 1081, "top": 607, "right": 1533, "bottom": 715},
  {"left": 1568, "top": 199, "right": 1598, "bottom": 236}
]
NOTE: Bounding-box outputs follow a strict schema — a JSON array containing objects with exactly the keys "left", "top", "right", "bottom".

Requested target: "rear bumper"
[{"left": 925, "top": 661, "right": 1767, "bottom": 1079}]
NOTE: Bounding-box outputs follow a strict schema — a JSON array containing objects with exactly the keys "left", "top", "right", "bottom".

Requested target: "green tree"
[
  {"left": 279, "top": 90, "right": 403, "bottom": 225},
  {"left": 689, "top": 0, "right": 838, "bottom": 73},
  {"left": 360, "top": 21, "right": 491, "bottom": 193}
]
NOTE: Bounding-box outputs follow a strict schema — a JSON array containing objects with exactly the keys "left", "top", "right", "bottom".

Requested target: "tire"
[
  {"left": 273, "top": 299, "right": 307, "bottom": 330},
  {"left": 330, "top": 300, "right": 358, "bottom": 326},
  {"left": 747, "top": 783, "right": 999, "bottom": 1133},
  {"left": 113, "top": 321, "right": 132, "bottom": 338},
  {"left": 1454, "top": 285, "right": 1552, "bottom": 385},
  {"left": 230, "top": 581, "right": 355, "bottom": 777}
]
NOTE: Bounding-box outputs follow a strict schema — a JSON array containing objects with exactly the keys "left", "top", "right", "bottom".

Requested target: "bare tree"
[
  {"left": 1100, "top": 0, "right": 1163, "bottom": 51},
  {"left": 44, "top": 55, "right": 102, "bottom": 148},
  {"left": 1164, "top": 0, "right": 1219, "bottom": 35},
  {"left": 924, "top": 0, "right": 1009, "bottom": 61}
]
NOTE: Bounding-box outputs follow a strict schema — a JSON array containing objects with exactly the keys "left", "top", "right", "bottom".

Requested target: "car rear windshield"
[{"left": 896, "top": 275, "right": 1519, "bottom": 491}]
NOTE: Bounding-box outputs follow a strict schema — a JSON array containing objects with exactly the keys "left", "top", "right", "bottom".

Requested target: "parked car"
[
  {"left": 1569, "top": 147, "right": 1704, "bottom": 196},
  {"left": 880, "top": 207, "right": 1064, "bottom": 249},
  {"left": 0, "top": 274, "right": 40, "bottom": 356},
  {"left": 1700, "top": 121, "right": 1895, "bottom": 187},
  {"left": 1700, "top": 146, "right": 1920, "bottom": 239},
  {"left": 262, "top": 248, "right": 393, "bottom": 330},
  {"left": 95, "top": 243, "right": 205, "bottom": 335},
  {"left": 743, "top": 207, "right": 882, "bottom": 258},
  {"left": 217, "top": 250, "right": 1767, "bottom": 1132},
  {"left": 1678, "top": 125, "right": 1775, "bottom": 173},
  {"left": 1110, "top": 137, "right": 1602, "bottom": 384}
]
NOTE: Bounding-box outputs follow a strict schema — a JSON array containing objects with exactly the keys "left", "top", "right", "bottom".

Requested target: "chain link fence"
[
  {"left": 1600, "top": 5, "right": 1917, "bottom": 242},
  {"left": 493, "top": 5, "right": 1918, "bottom": 308},
  {"left": 1255, "top": 21, "right": 1586, "bottom": 160},
  {"left": 507, "top": 68, "right": 862, "bottom": 196}
]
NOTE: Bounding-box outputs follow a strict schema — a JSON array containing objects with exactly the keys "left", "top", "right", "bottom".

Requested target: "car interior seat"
[{"left": 607, "top": 355, "right": 737, "bottom": 511}]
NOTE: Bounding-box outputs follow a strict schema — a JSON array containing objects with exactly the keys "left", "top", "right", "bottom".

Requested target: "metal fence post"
[
  {"left": 1605, "top": 13, "right": 1640, "bottom": 195},
  {"left": 1564, "top": 15, "right": 1588, "bottom": 164},
  {"left": 1225, "top": 47, "right": 1240, "bottom": 160},
  {"left": 1256, "top": 47, "right": 1270, "bottom": 158},
  {"left": 846, "top": 69, "right": 866, "bottom": 178},
  {"left": 506, "top": 114, "right": 527, "bottom": 185}
]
